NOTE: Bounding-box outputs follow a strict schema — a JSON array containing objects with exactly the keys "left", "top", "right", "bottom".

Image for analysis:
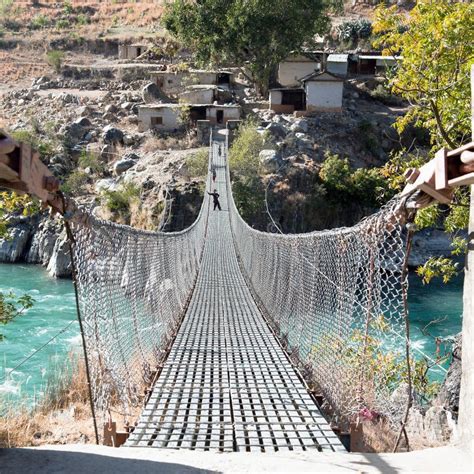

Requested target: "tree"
[
  {"left": 373, "top": 1, "right": 474, "bottom": 149},
  {"left": 163, "top": 0, "right": 341, "bottom": 96},
  {"left": 373, "top": 1, "right": 474, "bottom": 284}
]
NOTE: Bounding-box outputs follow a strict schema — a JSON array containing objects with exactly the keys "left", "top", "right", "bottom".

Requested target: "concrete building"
[
  {"left": 269, "top": 88, "right": 306, "bottom": 114},
  {"left": 178, "top": 85, "right": 233, "bottom": 105},
  {"left": 138, "top": 104, "right": 240, "bottom": 131},
  {"left": 301, "top": 71, "right": 344, "bottom": 112},
  {"left": 278, "top": 53, "right": 322, "bottom": 87},
  {"left": 118, "top": 43, "right": 149, "bottom": 61},
  {"left": 355, "top": 55, "right": 399, "bottom": 75},
  {"left": 151, "top": 70, "right": 234, "bottom": 95},
  {"left": 326, "top": 54, "right": 349, "bottom": 77}
]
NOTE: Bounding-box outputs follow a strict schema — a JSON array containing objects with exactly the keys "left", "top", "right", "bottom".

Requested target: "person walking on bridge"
[{"left": 208, "top": 189, "right": 222, "bottom": 211}]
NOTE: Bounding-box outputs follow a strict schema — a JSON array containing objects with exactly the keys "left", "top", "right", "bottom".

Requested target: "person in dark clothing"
[
  {"left": 212, "top": 168, "right": 217, "bottom": 182},
  {"left": 208, "top": 189, "right": 222, "bottom": 211}
]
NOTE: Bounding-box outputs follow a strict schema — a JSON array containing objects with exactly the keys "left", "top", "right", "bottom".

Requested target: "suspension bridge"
[{"left": 63, "top": 130, "right": 413, "bottom": 452}]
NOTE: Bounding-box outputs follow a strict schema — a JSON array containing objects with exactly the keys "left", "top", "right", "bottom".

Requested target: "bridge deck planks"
[{"left": 125, "top": 140, "right": 346, "bottom": 452}]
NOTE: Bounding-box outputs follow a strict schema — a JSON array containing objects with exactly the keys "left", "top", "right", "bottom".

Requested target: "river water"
[{"left": 0, "top": 263, "right": 464, "bottom": 407}]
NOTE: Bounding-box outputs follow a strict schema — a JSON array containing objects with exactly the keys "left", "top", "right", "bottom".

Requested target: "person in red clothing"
[{"left": 207, "top": 189, "right": 221, "bottom": 211}]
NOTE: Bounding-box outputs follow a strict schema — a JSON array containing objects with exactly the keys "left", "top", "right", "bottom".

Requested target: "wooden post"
[{"left": 456, "top": 65, "right": 474, "bottom": 453}]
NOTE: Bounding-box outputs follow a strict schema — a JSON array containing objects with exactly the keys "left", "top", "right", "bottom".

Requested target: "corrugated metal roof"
[{"left": 327, "top": 54, "right": 348, "bottom": 63}]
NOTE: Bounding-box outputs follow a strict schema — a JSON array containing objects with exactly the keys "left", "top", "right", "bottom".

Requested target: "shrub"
[
  {"left": 76, "top": 14, "right": 90, "bottom": 26},
  {"left": 338, "top": 19, "right": 373, "bottom": 43},
  {"left": 55, "top": 19, "right": 70, "bottom": 30},
  {"left": 61, "top": 170, "right": 89, "bottom": 195},
  {"left": 30, "top": 14, "right": 51, "bottom": 30},
  {"left": 103, "top": 182, "right": 141, "bottom": 219},
  {"left": 78, "top": 150, "right": 105, "bottom": 175},
  {"left": 10, "top": 129, "right": 56, "bottom": 159},
  {"left": 186, "top": 149, "right": 209, "bottom": 177},
  {"left": 46, "top": 50, "right": 65, "bottom": 73},
  {"left": 228, "top": 120, "right": 266, "bottom": 178},
  {"left": 319, "top": 151, "right": 391, "bottom": 207}
]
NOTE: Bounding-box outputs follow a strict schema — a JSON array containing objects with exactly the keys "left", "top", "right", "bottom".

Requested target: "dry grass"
[
  {"left": 0, "top": 354, "right": 95, "bottom": 448},
  {"left": 141, "top": 133, "right": 200, "bottom": 153}
]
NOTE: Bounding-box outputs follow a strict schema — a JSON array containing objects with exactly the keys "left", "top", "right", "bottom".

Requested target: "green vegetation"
[
  {"left": 228, "top": 120, "right": 267, "bottom": 222},
  {"left": 337, "top": 18, "right": 372, "bottom": 44},
  {"left": 373, "top": 1, "right": 473, "bottom": 149},
  {"left": 78, "top": 150, "right": 105, "bottom": 175},
  {"left": 320, "top": 152, "right": 391, "bottom": 207},
  {"left": 10, "top": 129, "right": 57, "bottom": 160},
  {"left": 30, "top": 14, "right": 51, "bottom": 30},
  {"left": 46, "top": 50, "right": 65, "bottom": 73},
  {"left": 61, "top": 170, "right": 89, "bottom": 196},
  {"left": 186, "top": 149, "right": 209, "bottom": 178},
  {"left": 103, "top": 182, "right": 141, "bottom": 221},
  {"left": 0, "top": 292, "right": 35, "bottom": 342},
  {"left": 163, "top": 0, "right": 342, "bottom": 95},
  {"left": 374, "top": 0, "right": 474, "bottom": 283}
]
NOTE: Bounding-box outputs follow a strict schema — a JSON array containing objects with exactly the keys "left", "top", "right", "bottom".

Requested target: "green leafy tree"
[
  {"left": 374, "top": 1, "right": 474, "bottom": 283},
  {"left": 373, "top": 1, "right": 474, "bottom": 149},
  {"left": 163, "top": 0, "right": 341, "bottom": 95},
  {"left": 0, "top": 292, "right": 35, "bottom": 341}
]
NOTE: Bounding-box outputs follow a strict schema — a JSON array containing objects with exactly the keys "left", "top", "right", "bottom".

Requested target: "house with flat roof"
[
  {"left": 118, "top": 43, "right": 149, "bottom": 61},
  {"left": 151, "top": 70, "right": 234, "bottom": 96},
  {"left": 354, "top": 55, "right": 399, "bottom": 75},
  {"left": 278, "top": 53, "right": 323, "bottom": 87},
  {"left": 326, "top": 54, "right": 349, "bottom": 77},
  {"left": 301, "top": 71, "right": 344, "bottom": 112},
  {"left": 269, "top": 88, "right": 306, "bottom": 114},
  {"left": 138, "top": 104, "right": 241, "bottom": 131}
]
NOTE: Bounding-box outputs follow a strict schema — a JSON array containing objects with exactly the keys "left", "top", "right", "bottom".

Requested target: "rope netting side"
[
  {"left": 69, "top": 166, "right": 210, "bottom": 426},
  {"left": 225, "top": 140, "right": 410, "bottom": 427}
]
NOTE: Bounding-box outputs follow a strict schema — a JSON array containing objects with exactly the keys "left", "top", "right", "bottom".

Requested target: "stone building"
[
  {"left": 138, "top": 104, "right": 241, "bottom": 131},
  {"left": 118, "top": 43, "right": 149, "bottom": 61},
  {"left": 151, "top": 70, "right": 234, "bottom": 95}
]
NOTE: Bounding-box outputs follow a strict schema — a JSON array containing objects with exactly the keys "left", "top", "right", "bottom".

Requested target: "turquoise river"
[{"left": 0, "top": 263, "right": 464, "bottom": 408}]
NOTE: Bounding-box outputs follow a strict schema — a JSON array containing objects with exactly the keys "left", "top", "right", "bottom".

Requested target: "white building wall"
[
  {"left": 154, "top": 72, "right": 219, "bottom": 94},
  {"left": 206, "top": 107, "right": 240, "bottom": 123},
  {"left": 179, "top": 88, "right": 215, "bottom": 104},
  {"left": 269, "top": 90, "right": 283, "bottom": 107},
  {"left": 278, "top": 61, "right": 320, "bottom": 87},
  {"left": 326, "top": 61, "right": 348, "bottom": 77},
  {"left": 138, "top": 107, "right": 180, "bottom": 131},
  {"left": 305, "top": 81, "right": 343, "bottom": 112}
]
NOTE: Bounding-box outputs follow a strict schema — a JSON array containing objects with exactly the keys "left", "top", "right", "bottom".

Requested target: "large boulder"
[
  {"left": 26, "top": 218, "right": 61, "bottom": 266},
  {"left": 114, "top": 154, "right": 139, "bottom": 175},
  {"left": 142, "top": 82, "right": 161, "bottom": 103},
  {"left": 290, "top": 119, "right": 309, "bottom": 134},
  {"left": 259, "top": 149, "right": 281, "bottom": 173},
  {"left": 265, "top": 122, "right": 287, "bottom": 140},
  {"left": 47, "top": 231, "right": 72, "bottom": 278},
  {"left": 102, "top": 126, "right": 124, "bottom": 145},
  {"left": 409, "top": 229, "right": 464, "bottom": 267},
  {"left": 424, "top": 406, "right": 455, "bottom": 444},
  {"left": 0, "top": 224, "right": 32, "bottom": 263}
]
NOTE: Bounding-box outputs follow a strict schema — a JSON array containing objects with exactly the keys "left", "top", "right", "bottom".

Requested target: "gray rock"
[
  {"left": 142, "top": 82, "right": 160, "bottom": 103},
  {"left": 95, "top": 178, "right": 118, "bottom": 193},
  {"left": 424, "top": 406, "right": 454, "bottom": 444},
  {"left": 102, "top": 126, "right": 124, "bottom": 145},
  {"left": 26, "top": 218, "right": 61, "bottom": 266},
  {"left": 0, "top": 225, "right": 32, "bottom": 263},
  {"left": 265, "top": 122, "right": 287, "bottom": 140},
  {"left": 409, "top": 229, "right": 464, "bottom": 267},
  {"left": 114, "top": 158, "right": 137, "bottom": 175},
  {"left": 47, "top": 232, "right": 71, "bottom": 278},
  {"left": 435, "top": 334, "right": 461, "bottom": 418},
  {"left": 104, "top": 104, "right": 118, "bottom": 114},
  {"left": 73, "top": 117, "right": 92, "bottom": 128},
  {"left": 290, "top": 119, "right": 309, "bottom": 134},
  {"left": 259, "top": 149, "right": 281, "bottom": 173}
]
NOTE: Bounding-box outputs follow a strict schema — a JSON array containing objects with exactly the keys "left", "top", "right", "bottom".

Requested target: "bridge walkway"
[{"left": 125, "top": 139, "right": 345, "bottom": 452}]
